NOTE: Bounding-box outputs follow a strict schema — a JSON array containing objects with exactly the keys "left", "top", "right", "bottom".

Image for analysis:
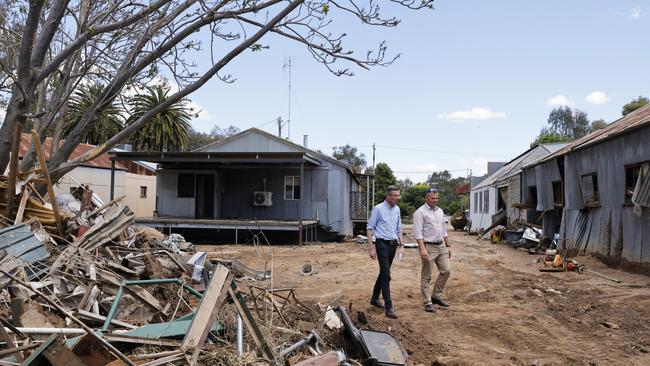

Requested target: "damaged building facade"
[
  {"left": 469, "top": 146, "right": 565, "bottom": 233},
  {"left": 522, "top": 105, "right": 650, "bottom": 271}
]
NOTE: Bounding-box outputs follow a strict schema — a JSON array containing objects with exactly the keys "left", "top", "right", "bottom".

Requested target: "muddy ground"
[{"left": 198, "top": 225, "right": 650, "bottom": 366}]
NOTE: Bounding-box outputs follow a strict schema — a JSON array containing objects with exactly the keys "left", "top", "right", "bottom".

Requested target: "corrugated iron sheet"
[{"left": 0, "top": 223, "right": 50, "bottom": 279}]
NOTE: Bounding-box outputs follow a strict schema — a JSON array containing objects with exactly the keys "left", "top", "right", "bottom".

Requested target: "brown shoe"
[{"left": 385, "top": 308, "right": 398, "bottom": 319}]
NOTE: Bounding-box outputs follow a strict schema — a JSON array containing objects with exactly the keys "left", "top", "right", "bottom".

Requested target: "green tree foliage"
[
  {"left": 547, "top": 106, "right": 589, "bottom": 139},
  {"left": 373, "top": 162, "right": 397, "bottom": 205},
  {"left": 530, "top": 128, "right": 572, "bottom": 148},
  {"left": 399, "top": 183, "right": 428, "bottom": 218},
  {"left": 63, "top": 84, "right": 124, "bottom": 145},
  {"left": 332, "top": 144, "right": 367, "bottom": 173},
  {"left": 187, "top": 125, "right": 240, "bottom": 151},
  {"left": 531, "top": 106, "right": 590, "bottom": 147},
  {"left": 128, "top": 86, "right": 192, "bottom": 152},
  {"left": 622, "top": 96, "right": 649, "bottom": 116},
  {"left": 589, "top": 119, "right": 607, "bottom": 132}
]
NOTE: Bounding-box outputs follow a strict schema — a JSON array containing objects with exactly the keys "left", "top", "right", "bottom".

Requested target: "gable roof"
[
  {"left": 19, "top": 134, "right": 126, "bottom": 170},
  {"left": 472, "top": 143, "right": 568, "bottom": 190},
  {"left": 196, "top": 128, "right": 355, "bottom": 171},
  {"left": 527, "top": 103, "right": 650, "bottom": 168}
]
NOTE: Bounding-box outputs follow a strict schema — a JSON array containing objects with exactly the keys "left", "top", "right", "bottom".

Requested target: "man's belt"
[
  {"left": 424, "top": 241, "right": 444, "bottom": 245},
  {"left": 377, "top": 238, "right": 398, "bottom": 244}
]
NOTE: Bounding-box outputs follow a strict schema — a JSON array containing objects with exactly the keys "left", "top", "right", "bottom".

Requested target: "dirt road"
[{"left": 198, "top": 226, "right": 650, "bottom": 365}]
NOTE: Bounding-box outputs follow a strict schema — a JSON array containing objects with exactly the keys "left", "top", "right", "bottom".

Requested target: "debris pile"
[{"left": 0, "top": 186, "right": 406, "bottom": 364}]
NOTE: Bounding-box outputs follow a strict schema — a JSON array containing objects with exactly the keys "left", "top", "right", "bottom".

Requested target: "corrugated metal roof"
[
  {"left": 0, "top": 224, "right": 50, "bottom": 279},
  {"left": 472, "top": 143, "right": 568, "bottom": 190},
  {"left": 19, "top": 134, "right": 127, "bottom": 170},
  {"left": 525, "top": 104, "right": 650, "bottom": 168}
]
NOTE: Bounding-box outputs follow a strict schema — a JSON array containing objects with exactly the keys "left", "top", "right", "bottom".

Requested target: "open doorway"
[{"left": 195, "top": 174, "right": 215, "bottom": 219}]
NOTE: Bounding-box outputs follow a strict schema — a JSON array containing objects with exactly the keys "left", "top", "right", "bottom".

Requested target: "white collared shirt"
[{"left": 412, "top": 203, "right": 447, "bottom": 242}]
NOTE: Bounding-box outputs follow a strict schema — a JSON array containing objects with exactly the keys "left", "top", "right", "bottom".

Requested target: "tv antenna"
[{"left": 282, "top": 57, "right": 293, "bottom": 140}]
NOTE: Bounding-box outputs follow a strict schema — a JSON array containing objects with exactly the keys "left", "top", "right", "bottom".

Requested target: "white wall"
[
  {"left": 54, "top": 167, "right": 156, "bottom": 218},
  {"left": 124, "top": 173, "right": 156, "bottom": 217},
  {"left": 469, "top": 186, "right": 498, "bottom": 232},
  {"left": 54, "top": 167, "right": 125, "bottom": 203}
]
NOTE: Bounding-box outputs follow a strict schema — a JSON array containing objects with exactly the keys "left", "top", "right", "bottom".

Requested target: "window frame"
[
  {"left": 580, "top": 173, "right": 600, "bottom": 208},
  {"left": 624, "top": 163, "right": 645, "bottom": 204},
  {"left": 284, "top": 175, "right": 301, "bottom": 200},
  {"left": 483, "top": 189, "right": 490, "bottom": 213},
  {"left": 140, "top": 186, "right": 147, "bottom": 198}
]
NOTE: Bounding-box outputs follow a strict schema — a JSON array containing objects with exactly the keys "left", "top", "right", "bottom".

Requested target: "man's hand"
[
  {"left": 446, "top": 246, "right": 452, "bottom": 259},
  {"left": 397, "top": 246, "right": 405, "bottom": 260},
  {"left": 369, "top": 245, "right": 377, "bottom": 260},
  {"left": 419, "top": 247, "right": 428, "bottom": 260}
]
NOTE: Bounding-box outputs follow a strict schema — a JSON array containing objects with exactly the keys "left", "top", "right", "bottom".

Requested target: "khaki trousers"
[{"left": 421, "top": 243, "right": 451, "bottom": 304}]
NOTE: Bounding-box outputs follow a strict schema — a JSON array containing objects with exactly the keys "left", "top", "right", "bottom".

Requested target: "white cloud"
[
  {"left": 585, "top": 91, "right": 611, "bottom": 105},
  {"left": 630, "top": 6, "right": 644, "bottom": 19},
  {"left": 437, "top": 107, "right": 506, "bottom": 121},
  {"left": 546, "top": 95, "right": 574, "bottom": 107}
]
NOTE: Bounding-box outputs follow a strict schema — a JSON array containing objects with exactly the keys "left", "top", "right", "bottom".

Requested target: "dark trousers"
[{"left": 371, "top": 239, "right": 398, "bottom": 309}]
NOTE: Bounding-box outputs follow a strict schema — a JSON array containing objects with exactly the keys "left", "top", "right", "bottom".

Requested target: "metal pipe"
[
  {"left": 102, "top": 286, "right": 124, "bottom": 331},
  {"left": 236, "top": 314, "right": 243, "bottom": 357},
  {"left": 4, "top": 327, "right": 86, "bottom": 335}
]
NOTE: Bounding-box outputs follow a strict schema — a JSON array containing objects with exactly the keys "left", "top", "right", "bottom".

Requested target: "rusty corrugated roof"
[
  {"left": 526, "top": 104, "right": 650, "bottom": 168},
  {"left": 19, "top": 134, "right": 126, "bottom": 170}
]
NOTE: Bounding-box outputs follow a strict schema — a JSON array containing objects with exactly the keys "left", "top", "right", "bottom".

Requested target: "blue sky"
[{"left": 185, "top": 0, "right": 650, "bottom": 182}]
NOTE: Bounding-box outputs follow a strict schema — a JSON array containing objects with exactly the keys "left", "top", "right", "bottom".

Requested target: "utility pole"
[{"left": 277, "top": 117, "right": 283, "bottom": 138}]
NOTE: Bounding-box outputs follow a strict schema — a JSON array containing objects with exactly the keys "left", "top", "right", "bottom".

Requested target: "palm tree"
[
  {"left": 63, "top": 84, "right": 124, "bottom": 145},
  {"left": 128, "top": 85, "right": 192, "bottom": 152}
]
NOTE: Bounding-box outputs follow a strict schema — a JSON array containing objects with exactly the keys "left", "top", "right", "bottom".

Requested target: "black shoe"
[
  {"left": 385, "top": 308, "right": 398, "bottom": 319},
  {"left": 370, "top": 299, "right": 385, "bottom": 308},
  {"left": 431, "top": 296, "right": 450, "bottom": 307},
  {"left": 424, "top": 303, "right": 436, "bottom": 313}
]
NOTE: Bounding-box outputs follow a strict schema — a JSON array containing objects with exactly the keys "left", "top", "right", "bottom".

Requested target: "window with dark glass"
[
  {"left": 284, "top": 176, "right": 300, "bottom": 200},
  {"left": 140, "top": 186, "right": 147, "bottom": 198},
  {"left": 625, "top": 164, "right": 642, "bottom": 203},
  {"left": 552, "top": 181, "right": 563, "bottom": 206},
  {"left": 178, "top": 174, "right": 195, "bottom": 197}
]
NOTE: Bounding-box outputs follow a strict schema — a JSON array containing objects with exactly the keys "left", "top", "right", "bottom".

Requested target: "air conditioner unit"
[{"left": 253, "top": 191, "right": 273, "bottom": 206}]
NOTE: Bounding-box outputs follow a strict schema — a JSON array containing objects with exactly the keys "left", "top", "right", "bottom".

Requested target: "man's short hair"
[{"left": 386, "top": 185, "right": 400, "bottom": 196}]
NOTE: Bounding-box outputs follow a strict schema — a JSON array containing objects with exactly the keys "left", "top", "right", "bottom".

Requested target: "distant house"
[
  {"left": 110, "top": 128, "right": 362, "bottom": 243},
  {"left": 522, "top": 105, "right": 650, "bottom": 269},
  {"left": 469, "top": 145, "right": 567, "bottom": 233},
  {"left": 18, "top": 135, "right": 156, "bottom": 217}
]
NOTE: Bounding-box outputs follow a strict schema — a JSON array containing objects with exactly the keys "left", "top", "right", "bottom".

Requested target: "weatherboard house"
[{"left": 109, "top": 128, "right": 364, "bottom": 243}]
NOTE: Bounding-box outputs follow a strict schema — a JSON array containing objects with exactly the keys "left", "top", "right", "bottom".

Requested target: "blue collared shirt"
[{"left": 367, "top": 201, "right": 402, "bottom": 240}]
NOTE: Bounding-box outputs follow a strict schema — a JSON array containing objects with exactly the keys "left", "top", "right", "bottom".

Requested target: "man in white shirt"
[{"left": 412, "top": 187, "right": 452, "bottom": 313}]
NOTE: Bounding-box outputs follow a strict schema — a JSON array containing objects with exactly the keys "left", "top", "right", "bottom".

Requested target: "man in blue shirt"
[{"left": 367, "top": 185, "right": 404, "bottom": 319}]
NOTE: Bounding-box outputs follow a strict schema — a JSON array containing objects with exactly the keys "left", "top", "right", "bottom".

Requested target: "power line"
[{"left": 313, "top": 144, "right": 508, "bottom": 158}]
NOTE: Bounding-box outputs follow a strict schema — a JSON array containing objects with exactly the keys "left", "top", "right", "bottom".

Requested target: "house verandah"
[{"left": 108, "top": 150, "right": 358, "bottom": 244}]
